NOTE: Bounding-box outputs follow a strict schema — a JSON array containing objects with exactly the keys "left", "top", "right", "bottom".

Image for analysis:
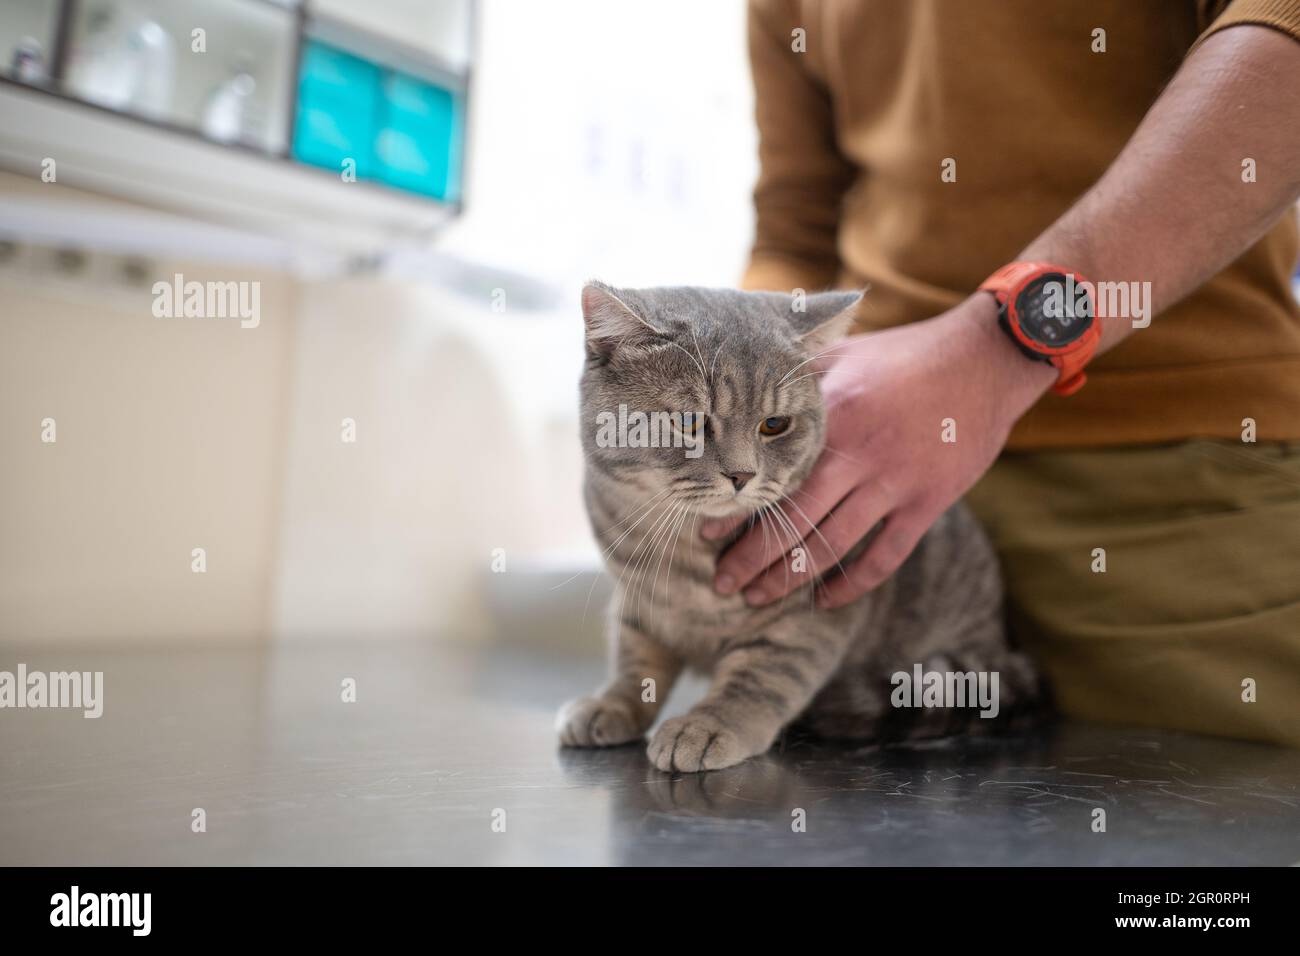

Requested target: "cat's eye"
[
  {"left": 678, "top": 413, "right": 706, "bottom": 437},
  {"left": 758, "top": 416, "right": 791, "bottom": 436}
]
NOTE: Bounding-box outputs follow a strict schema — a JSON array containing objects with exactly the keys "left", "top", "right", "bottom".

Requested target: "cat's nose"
[{"left": 724, "top": 471, "right": 755, "bottom": 492}]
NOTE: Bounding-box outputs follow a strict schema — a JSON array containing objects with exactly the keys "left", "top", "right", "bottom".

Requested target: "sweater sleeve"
[
  {"left": 741, "top": 0, "right": 856, "bottom": 292},
  {"left": 1194, "top": 0, "right": 1300, "bottom": 49}
]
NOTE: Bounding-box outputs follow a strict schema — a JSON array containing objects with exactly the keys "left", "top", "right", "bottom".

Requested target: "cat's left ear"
[
  {"left": 581, "top": 281, "right": 665, "bottom": 359},
  {"left": 792, "top": 289, "right": 864, "bottom": 356}
]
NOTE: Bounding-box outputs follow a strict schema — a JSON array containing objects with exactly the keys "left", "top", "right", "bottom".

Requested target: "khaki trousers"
[{"left": 967, "top": 439, "right": 1300, "bottom": 746}]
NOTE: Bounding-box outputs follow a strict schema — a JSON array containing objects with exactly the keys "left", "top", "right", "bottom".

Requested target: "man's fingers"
[
  {"left": 740, "top": 485, "right": 885, "bottom": 605},
  {"left": 699, "top": 513, "right": 746, "bottom": 543},
  {"left": 815, "top": 509, "right": 931, "bottom": 609},
  {"left": 713, "top": 463, "right": 853, "bottom": 594}
]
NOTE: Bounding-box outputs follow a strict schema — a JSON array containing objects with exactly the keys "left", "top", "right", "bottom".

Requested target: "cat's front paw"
[
  {"left": 647, "top": 712, "right": 756, "bottom": 772},
  {"left": 556, "top": 695, "right": 644, "bottom": 748}
]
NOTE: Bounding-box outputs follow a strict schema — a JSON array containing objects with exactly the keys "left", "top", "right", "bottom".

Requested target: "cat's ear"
[
  {"left": 581, "top": 282, "right": 664, "bottom": 358},
  {"left": 793, "top": 290, "right": 864, "bottom": 357}
]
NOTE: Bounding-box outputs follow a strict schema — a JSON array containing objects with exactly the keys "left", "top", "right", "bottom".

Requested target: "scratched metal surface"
[{"left": 1, "top": 640, "right": 1297, "bottom": 866}]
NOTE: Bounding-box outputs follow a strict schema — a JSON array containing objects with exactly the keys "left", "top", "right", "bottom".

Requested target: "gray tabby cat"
[{"left": 557, "top": 282, "right": 1044, "bottom": 772}]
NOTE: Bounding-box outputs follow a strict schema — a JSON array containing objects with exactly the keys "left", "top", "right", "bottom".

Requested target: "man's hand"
[{"left": 703, "top": 293, "right": 1055, "bottom": 609}]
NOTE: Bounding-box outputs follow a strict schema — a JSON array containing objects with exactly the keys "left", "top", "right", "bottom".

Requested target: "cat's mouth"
[{"left": 675, "top": 488, "right": 775, "bottom": 519}]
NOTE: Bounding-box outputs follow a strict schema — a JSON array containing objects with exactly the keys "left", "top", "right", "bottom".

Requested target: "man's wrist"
[{"left": 953, "top": 292, "right": 1057, "bottom": 421}]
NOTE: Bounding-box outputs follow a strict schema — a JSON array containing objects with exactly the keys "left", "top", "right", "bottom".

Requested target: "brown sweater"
[{"left": 743, "top": 0, "right": 1300, "bottom": 449}]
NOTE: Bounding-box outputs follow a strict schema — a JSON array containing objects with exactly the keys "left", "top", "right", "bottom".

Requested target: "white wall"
[
  {"left": 0, "top": 243, "right": 298, "bottom": 643},
  {"left": 443, "top": 0, "right": 756, "bottom": 290},
  {"left": 0, "top": 170, "right": 600, "bottom": 647},
  {"left": 269, "top": 277, "right": 590, "bottom": 641},
  {"left": 310, "top": 0, "right": 473, "bottom": 71}
]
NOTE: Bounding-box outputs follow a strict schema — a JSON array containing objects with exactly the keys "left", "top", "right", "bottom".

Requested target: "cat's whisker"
[
  {"left": 685, "top": 505, "right": 701, "bottom": 559},
  {"left": 616, "top": 513, "right": 671, "bottom": 627},
  {"left": 577, "top": 489, "right": 680, "bottom": 626},
  {"left": 628, "top": 499, "right": 680, "bottom": 581},
  {"left": 643, "top": 500, "right": 690, "bottom": 622},
  {"left": 779, "top": 369, "right": 832, "bottom": 390},
  {"left": 776, "top": 345, "right": 856, "bottom": 386},
  {"left": 757, "top": 500, "right": 773, "bottom": 566},
  {"left": 657, "top": 506, "right": 689, "bottom": 603},
  {"left": 762, "top": 501, "right": 803, "bottom": 601},
  {"left": 599, "top": 496, "right": 678, "bottom": 627},
  {"left": 782, "top": 495, "right": 852, "bottom": 589},
  {"left": 780, "top": 351, "right": 878, "bottom": 393},
  {"left": 580, "top": 487, "right": 675, "bottom": 609},
  {"left": 820, "top": 443, "right": 862, "bottom": 466},
  {"left": 784, "top": 485, "right": 836, "bottom": 515},
  {"left": 590, "top": 486, "right": 676, "bottom": 560},
  {"left": 650, "top": 501, "right": 692, "bottom": 615},
  {"left": 666, "top": 340, "right": 710, "bottom": 396},
  {"left": 781, "top": 361, "right": 871, "bottom": 390},
  {"left": 638, "top": 500, "right": 679, "bottom": 614},
  {"left": 627, "top": 500, "right": 684, "bottom": 625},
  {"left": 752, "top": 505, "right": 785, "bottom": 587},
  {"left": 744, "top": 493, "right": 837, "bottom": 614},
  {"left": 770, "top": 498, "right": 831, "bottom": 613},
  {"left": 592, "top": 490, "right": 674, "bottom": 558},
  {"left": 708, "top": 342, "right": 724, "bottom": 386},
  {"left": 689, "top": 324, "right": 712, "bottom": 390}
]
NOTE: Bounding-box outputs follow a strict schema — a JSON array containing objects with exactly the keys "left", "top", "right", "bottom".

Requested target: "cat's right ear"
[
  {"left": 581, "top": 282, "right": 664, "bottom": 360},
  {"left": 795, "top": 289, "right": 864, "bottom": 357}
]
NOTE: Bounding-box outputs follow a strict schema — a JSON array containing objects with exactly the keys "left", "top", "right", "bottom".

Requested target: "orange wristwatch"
[{"left": 979, "top": 262, "right": 1101, "bottom": 396}]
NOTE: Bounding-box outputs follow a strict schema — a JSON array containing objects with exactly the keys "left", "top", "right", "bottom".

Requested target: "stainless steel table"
[{"left": 2, "top": 640, "right": 1296, "bottom": 866}]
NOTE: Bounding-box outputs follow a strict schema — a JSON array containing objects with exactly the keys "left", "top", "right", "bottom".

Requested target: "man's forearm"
[{"left": 1020, "top": 24, "right": 1300, "bottom": 356}]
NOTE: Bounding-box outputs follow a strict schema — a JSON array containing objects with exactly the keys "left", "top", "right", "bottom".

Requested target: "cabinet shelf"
[{"left": 0, "top": 0, "right": 472, "bottom": 249}]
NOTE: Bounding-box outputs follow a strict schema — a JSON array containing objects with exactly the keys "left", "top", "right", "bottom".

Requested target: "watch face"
[{"left": 1014, "top": 272, "right": 1092, "bottom": 348}]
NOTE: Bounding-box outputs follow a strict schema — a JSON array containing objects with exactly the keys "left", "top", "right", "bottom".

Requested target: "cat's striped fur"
[{"left": 557, "top": 283, "right": 1045, "bottom": 772}]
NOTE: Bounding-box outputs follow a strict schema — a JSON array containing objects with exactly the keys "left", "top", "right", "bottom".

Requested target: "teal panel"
[{"left": 292, "top": 39, "right": 463, "bottom": 203}]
